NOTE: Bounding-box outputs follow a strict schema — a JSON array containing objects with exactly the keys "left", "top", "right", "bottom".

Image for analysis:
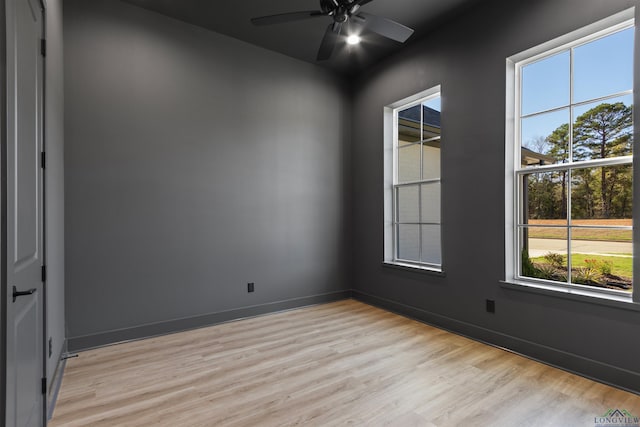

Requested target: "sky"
[{"left": 520, "top": 26, "right": 634, "bottom": 151}]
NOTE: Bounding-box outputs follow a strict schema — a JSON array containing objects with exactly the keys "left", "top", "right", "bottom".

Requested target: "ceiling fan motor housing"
[
  {"left": 320, "top": 0, "right": 334, "bottom": 14},
  {"left": 321, "top": 0, "right": 357, "bottom": 22}
]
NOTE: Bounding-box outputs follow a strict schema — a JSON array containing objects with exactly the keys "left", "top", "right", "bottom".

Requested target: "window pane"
[
  {"left": 421, "top": 225, "right": 441, "bottom": 265},
  {"left": 572, "top": 95, "right": 633, "bottom": 161},
  {"left": 392, "top": 90, "right": 443, "bottom": 268},
  {"left": 571, "top": 226, "right": 632, "bottom": 244},
  {"left": 398, "top": 224, "right": 420, "bottom": 261},
  {"left": 574, "top": 27, "right": 634, "bottom": 103},
  {"left": 397, "top": 185, "right": 419, "bottom": 223},
  {"left": 421, "top": 99, "right": 441, "bottom": 185},
  {"left": 520, "top": 226, "right": 568, "bottom": 280},
  {"left": 423, "top": 97, "right": 441, "bottom": 114},
  {"left": 570, "top": 234, "right": 632, "bottom": 292},
  {"left": 398, "top": 105, "right": 421, "bottom": 146},
  {"left": 422, "top": 98, "right": 441, "bottom": 138},
  {"left": 398, "top": 136, "right": 419, "bottom": 147},
  {"left": 571, "top": 165, "right": 633, "bottom": 220},
  {"left": 422, "top": 143, "right": 440, "bottom": 180},
  {"left": 522, "top": 171, "right": 568, "bottom": 223},
  {"left": 512, "top": 18, "right": 635, "bottom": 293},
  {"left": 521, "top": 109, "right": 570, "bottom": 166},
  {"left": 420, "top": 182, "right": 440, "bottom": 223},
  {"left": 521, "top": 51, "right": 570, "bottom": 115},
  {"left": 398, "top": 144, "right": 421, "bottom": 182}
]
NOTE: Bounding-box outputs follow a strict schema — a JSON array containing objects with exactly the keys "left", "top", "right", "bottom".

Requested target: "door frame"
[
  {"left": 1, "top": 0, "right": 7, "bottom": 421},
  {"left": 40, "top": 2, "right": 48, "bottom": 424}
]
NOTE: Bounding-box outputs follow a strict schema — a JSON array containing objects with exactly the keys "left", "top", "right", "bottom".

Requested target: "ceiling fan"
[{"left": 251, "top": 0, "right": 415, "bottom": 61}]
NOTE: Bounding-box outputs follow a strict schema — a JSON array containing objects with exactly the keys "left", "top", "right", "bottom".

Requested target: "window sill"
[
  {"left": 382, "top": 261, "right": 445, "bottom": 277},
  {"left": 500, "top": 279, "right": 639, "bottom": 312}
]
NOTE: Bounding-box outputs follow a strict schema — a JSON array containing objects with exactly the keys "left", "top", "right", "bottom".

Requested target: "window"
[
  {"left": 506, "top": 9, "right": 636, "bottom": 300},
  {"left": 384, "top": 87, "right": 442, "bottom": 271}
]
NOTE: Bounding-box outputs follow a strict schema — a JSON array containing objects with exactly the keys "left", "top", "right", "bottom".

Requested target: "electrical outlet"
[
  {"left": 486, "top": 299, "right": 495, "bottom": 313},
  {"left": 48, "top": 337, "right": 53, "bottom": 358},
  {"left": 248, "top": 282, "right": 255, "bottom": 293}
]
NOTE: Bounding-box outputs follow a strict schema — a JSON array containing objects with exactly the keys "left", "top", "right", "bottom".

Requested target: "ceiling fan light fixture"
[
  {"left": 251, "top": 0, "right": 415, "bottom": 61},
  {"left": 346, "top": 34, "right": 361, "bottom": 45}
]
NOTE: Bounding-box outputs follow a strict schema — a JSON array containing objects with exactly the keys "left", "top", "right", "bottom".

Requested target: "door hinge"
[
  {"left": 41, "top": 377, "right": 47, "bottom": 394},
  {"left": 40, "top": 152, "right": 46, "bottom": 169},
  {"left": 41, "top": 265, "right": 47, "bottom": 282},
  {"left": 41, "top": 39, "right": 46, "bottom": 57}
]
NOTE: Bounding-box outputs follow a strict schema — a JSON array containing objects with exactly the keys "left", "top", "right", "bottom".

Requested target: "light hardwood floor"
[{"left": 50, "top": 299, "right": 640, "bottom": 426}]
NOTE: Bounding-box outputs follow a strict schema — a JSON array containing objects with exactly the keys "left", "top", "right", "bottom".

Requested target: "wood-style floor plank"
[{"left": 49, "top": 299, "right": 640, "bottom": 426}]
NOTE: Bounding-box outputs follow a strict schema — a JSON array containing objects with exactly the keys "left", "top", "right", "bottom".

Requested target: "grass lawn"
[
  {"left": 532, "top": 253, "right": 633, "bottom": 279},
  {"left": 528, "top": 228, "right": 632, "bottom": 242},
  {"left": 527, "top": 219, "right": 632, "bottom": 242}
]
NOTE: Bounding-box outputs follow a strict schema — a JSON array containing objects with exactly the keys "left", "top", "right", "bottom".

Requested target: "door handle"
[{"left": 12, "top": 286, "right": 36, "bottom": 303}]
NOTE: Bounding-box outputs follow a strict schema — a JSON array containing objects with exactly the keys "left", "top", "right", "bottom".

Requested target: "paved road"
[{"left": 528, "top": 238, "right": 632, "bottom": 258}]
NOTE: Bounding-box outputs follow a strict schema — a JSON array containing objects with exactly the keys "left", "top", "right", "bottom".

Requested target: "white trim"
[
  {"left": 386, "top": 87, "right": 441, "bottom": 110},
  {"left": 505, "top": 8, "right": 635, "bottom": 299},
  {"left": 384, "top": 86, "right": 442, "bottom": 270},
  {"left": 382, "top": 261, "right": 445, "bottom": 275},
  {"left": 516, "top": 155, "right": 633, "bottom": 174},
  {"left": 394, "top": 178, "right": 441, "bottom": 187},
  {"left": 634, "top": 6, "right": 640, "bottom": 304},
  {"left": 383, "top": 106, "right": 394, "bottom": 263},
  {"left": 520, "top": 90, "right": 633, "bottom": 119},
  {"left": 505, "top": 57, "right": 518, "bottom": 281},
  {"left": 500, "top": 280, "right": 635, "bottom": 308}
]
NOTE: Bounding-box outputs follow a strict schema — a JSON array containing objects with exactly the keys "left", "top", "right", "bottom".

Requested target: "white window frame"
[
  {"left": 505, "top": 8, "right": 638, "bottom": 304},
  {"left": 384, "top": 86, "right": 443, "bottom": 272}
]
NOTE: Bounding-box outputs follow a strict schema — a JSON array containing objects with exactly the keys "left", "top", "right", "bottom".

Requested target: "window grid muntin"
[
  {"left": 521, "top": 90, "right": 633, "bottom": 120},
  {"left": 514, "top": 21, "right": 634, "bottom": 291},
  {"left": 393, "top": 91, "right": 442, "bottom": 268}
]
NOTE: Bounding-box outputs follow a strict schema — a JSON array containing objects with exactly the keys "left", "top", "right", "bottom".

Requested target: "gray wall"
[
  {"left": 350, "top": 0, "right": 640, "bottom": 391},
  {"left": 45, "top": 0, "right": 65, "bottom": 391},
  {"left": 64, "top": 0, "right": 350, "bottom": 349}
]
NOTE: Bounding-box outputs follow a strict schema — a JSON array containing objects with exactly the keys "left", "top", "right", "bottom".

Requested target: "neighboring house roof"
[
  {"left": 397, "top": 105, "right": 441, "bottom": 144},
  {"left": 398, "top": 105, "right": 441, "bottom": 128},
  {"left": 521, "top": 147, "right": 556, "bottom": 166}
]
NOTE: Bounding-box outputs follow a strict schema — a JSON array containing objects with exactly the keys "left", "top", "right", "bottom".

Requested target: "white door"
[{"left": 5, "top": 0, "right": 45, "bottom": 425}]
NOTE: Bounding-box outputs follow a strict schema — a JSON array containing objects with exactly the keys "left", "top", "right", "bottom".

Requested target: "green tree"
[
  {"left": 546, "top": 123, "right": 569, "bottom": 218},
  {"left": 610, "top": 164, "right": 633, "bottom": 218},
  {"left": 573, "top": 102, "right": 633, "bottom": 218},
  {"left": 571, "top": 168, "right": 596, "bottom": 219},
  {"left": 524, "top": 103, "right": 632, "bottom": 221},
  {"left": 527, "top": 172, "right": 559, "bottom": 219}
]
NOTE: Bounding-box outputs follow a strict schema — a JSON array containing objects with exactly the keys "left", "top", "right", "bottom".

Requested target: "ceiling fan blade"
[
  {"left": 317, "top": 22, "right": 342, "bottom": 61},
  {"left": 353, "top": 0, "right": 375, "bottom": 8},
  {"left": 352, "top": 12, "right": 414, "bottom": 43},
  {"left": 348, "top": 0, "right": 374, "bottom": 14},
  {"left": 251, "top": 11, "right": 325, "bottom": 26}
]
